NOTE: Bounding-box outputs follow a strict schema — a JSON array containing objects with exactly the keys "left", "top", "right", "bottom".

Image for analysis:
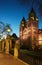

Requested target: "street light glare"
[{"left": 7, "top": 28, "right": 11, "bottom": 33}]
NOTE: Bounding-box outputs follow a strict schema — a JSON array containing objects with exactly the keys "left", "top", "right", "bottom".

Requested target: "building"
[{"left": 20, "top": 8, "right": 42, "bottom": 49}]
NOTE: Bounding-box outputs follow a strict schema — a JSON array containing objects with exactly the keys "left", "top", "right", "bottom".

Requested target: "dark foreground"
[
  {"left": 18, "top": 50, "right": 42, "bottom": 65},
  {"left": 10, "top": 49, "right": 42, "bottom": 65}
]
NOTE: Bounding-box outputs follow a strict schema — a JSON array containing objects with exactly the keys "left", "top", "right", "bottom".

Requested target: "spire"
[
  {"left": 29, "top": 8, "right": 36, "bottom": 20},
  {"left": 22, "top": 17, "right": 25, "bottom": 22},
  {"left": 21, "top": 17, "right": 26, "bottom": 27},
  {"left": 31, "top": 8, "right": 35, "bottom": 14}
]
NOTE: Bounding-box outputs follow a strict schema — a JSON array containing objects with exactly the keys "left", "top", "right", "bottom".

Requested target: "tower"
[
  {"left": 20, "top": 17, "right": 26, "bottom": 41},
  {"left": 19, "top": 8, "right": 39, "bottom": 49},
  {"left": 28, "top": 8, "right": 38, "bottom": 49}
]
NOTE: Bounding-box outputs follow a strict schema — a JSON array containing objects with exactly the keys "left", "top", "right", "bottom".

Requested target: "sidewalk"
[{"left": 0, "top": 53, "right": 28, "bottom": 65}]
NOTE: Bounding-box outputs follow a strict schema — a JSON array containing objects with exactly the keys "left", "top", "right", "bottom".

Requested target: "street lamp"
[
  {"left": 7, "top": 28, "right": 11, "bottom": 35},
  {"left": 7, "top": 28, "right": 11, "bottom": 33}
]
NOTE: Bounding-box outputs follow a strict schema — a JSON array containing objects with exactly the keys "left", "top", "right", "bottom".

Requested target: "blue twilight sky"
[{"left": 0, "top": 0, "right": 42, "bottom": 37}]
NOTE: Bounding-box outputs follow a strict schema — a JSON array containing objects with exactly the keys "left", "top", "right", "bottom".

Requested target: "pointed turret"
[
  {"left": 29, "top": 8, "right": 36, "bottom": 20},
  {"left": 20, "top": 17, "right": 26, "bottom": 27}
]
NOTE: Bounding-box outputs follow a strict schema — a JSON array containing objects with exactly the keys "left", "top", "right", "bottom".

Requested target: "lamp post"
[{"left": 5, "top": 27, "right": 12, "bottom": 54}]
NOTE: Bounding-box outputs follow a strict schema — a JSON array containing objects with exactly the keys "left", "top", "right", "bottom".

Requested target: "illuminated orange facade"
[{"left": 20, "top": 8, "right": 42, "bottom": 48}]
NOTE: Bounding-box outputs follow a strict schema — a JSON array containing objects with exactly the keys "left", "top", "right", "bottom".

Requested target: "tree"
[{"left": 11, "top": 33, "right": 18, "bottom": 48}]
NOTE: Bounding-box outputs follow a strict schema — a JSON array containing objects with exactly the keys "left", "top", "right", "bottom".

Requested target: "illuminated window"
[
  {"left": 22, "top": 23, "right": 24, "bottom": 27},
  {"left": 36, "top": 17, "right": 38, "bottom": 21},
  {"left": 31, "top": 17, "right": 34, "bottom": 20},
  {"left": 39, "top": 35, "right": 42, "bottom": 45}
]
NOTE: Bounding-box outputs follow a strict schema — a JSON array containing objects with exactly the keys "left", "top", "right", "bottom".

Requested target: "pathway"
[{"left": 0, "top": 52, "right": 28, "bottom": 65}]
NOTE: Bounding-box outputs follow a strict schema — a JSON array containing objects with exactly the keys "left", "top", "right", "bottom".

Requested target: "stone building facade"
[{"left": 20, "top": 8, "right": 42, "bottom": 49}]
